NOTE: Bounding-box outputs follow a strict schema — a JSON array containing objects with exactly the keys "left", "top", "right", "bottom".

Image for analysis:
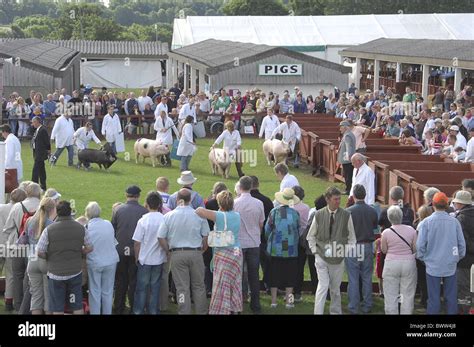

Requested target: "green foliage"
[{"left": 222, "top": 0, "right": 289, "bottom": 15}]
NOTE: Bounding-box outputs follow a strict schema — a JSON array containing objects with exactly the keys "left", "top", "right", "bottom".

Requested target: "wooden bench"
[{"left": 369, "top": 161, "right": 472, "bottom": 204}]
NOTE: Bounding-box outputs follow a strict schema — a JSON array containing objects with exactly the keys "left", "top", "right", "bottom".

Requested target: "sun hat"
[
  {"left": 177, "top": 171, "right": 197, "bottom": 185},
  {"left": 452, "top": 190, "right": 472, "bottom": 205},
  {"left": 275, "top": 188, "right": 300, "bottom": 207}
]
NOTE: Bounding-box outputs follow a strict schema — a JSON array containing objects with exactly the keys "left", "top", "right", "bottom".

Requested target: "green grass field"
[{"left": 18, "top": 137, "right": 344, "bottom": 220}]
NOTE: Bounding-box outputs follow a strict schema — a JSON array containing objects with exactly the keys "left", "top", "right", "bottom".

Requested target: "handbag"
[
  {"left": 5, "top": 168, "right": 18, "bottom": 194},
  {"left": 207, "top": 212, "right": 235, "bottom": 248}
]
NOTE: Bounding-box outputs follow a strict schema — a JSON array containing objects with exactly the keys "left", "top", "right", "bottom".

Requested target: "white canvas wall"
[{"left": 82, "top": 59, "right": 163, "bottom": 88}]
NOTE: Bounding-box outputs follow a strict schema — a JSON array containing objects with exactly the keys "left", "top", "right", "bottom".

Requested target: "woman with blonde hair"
[{"left": 25, "top": 197, "right": 57, "bottom": 314}]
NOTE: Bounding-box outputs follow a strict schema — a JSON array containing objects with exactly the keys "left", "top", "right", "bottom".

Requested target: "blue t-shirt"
[{"left": 214, "top": 211, "right": 241, "bottom": 250}]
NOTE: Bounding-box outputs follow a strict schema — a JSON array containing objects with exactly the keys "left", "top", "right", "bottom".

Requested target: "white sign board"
[{"left": 258, "top": 64, "right": 302, "bottom": 76}]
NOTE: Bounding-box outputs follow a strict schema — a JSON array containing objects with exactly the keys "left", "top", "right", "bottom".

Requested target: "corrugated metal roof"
[
  {"left": 341, "top": 38, "right": 474, "bottom": 62},
  {"left": 49, "top": 40, "right": 168, "bottom": 57},
  {"left": 0, "top": 38, "right": 79, "bottom": 71},
  {"left": 170, "top": 39, "right": 351, "bottom": 74}
]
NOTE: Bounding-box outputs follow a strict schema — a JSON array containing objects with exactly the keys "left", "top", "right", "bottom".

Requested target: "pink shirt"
[
  {"left": 381, "top": 224, "right": 417, "bottom": 261},
  {"left": 234, "top": 192, "right": 265, "bottom": 249},
  {"left": 293, "top": 202, "right": 310, "bottom": 236}
]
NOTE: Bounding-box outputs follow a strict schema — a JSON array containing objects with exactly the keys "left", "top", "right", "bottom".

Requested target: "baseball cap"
[
  {"left": 126, "top": 185, "right": 141, "bottom": 196},
  {"left": 432, "top": 192, "right": 449, "bottom": 205}
]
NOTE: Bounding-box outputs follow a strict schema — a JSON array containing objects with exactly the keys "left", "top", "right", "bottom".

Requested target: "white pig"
[
  {"left": 209, "top": 148, "right": 232, "bottom": 179},
  {"left": 263, "top": 139, "right": 291, "bottom": 165},
  {"left": 134, "top": 138, "right": 170, "bottom": 167}
]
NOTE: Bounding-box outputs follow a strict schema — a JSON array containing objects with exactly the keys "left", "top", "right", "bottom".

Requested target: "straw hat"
[
  {"left": 177, "top": 171, "right": 197, "bottom": 185},
  {"left": 452, "top": 190, "right": 472, "bottom": 205},
  {"left": 275, "top": 188, "right": 300, "bottom": 207}
]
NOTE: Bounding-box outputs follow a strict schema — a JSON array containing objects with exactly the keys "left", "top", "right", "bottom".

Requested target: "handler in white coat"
[
  {"left": 102, "top": 105, "right": 122, "bottom": 155},
  {"left": 259, "top": 107, "right": 280, "bottom": 140},
  {"left": 154, "top": 110, "right": 179, "bottom": 166},
  {"left": 211, "top": 121, "right": 245, "bottom": 177},
  {"left": 1, "top": 124, "right": 23, "bottom": 182},
  {"left": 271, "top": 114, "right": 302, "bottom": 167},
  {"left": 50, "top": 113, "right": 75, "bottom": 166},
  {"left": 177, "top": 115, "right": 196, "bottom": 172},
  {"left": 74, "top": 121, "right": 101, "bottom": 150}
]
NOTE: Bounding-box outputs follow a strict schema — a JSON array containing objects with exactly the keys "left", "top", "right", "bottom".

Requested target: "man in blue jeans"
[
  {"left": 345, "top": 184, "right": 378, "bottom": 314},
  {"left": 37, "top": 201, "right": 93, "bottom": 314},
  {"left": 417, "top": 192, "right": 466, "bottom": 314},
  {"left": 132, "top": 192, "right": 166, "bottom": 314}
]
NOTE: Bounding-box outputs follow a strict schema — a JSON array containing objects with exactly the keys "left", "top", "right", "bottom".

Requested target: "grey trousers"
[
  {"left": 457, "top": 267, "right": 472, "bottom": 314},
  {"left": 170, "top": 250, "right": 207, "bottom": 314},
  {"left": 12, "top": 256, "right": 30, "bottom": 314},
  {"left": 159, "top": 261, "right": 170, "bottom": 311},
  {"left": 0, "top": 257, "right": 14, "bottom": 298}
]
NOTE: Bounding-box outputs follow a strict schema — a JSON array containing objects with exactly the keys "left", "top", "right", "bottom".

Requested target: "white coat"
[
  {"left": 271, "top": 121, "right": 301, "bottom": 152},
  {"left": 5, "top": 133, "right": 23, "bottom": 181},
  {"left": 51, "top": 115, "right": 74, "bottom": 148},
  {"left": 178, "top": 103, "right": 197, "bottom": 123},
  {"left": 101, "top": 113, "right": 122, "bottom": 143},
  {"left": 214, "top": 129, "right": 241, "bottom": 157},
  {"left": 177, "top": 123, "right": 195, "bottom": 157},
  {"left": 74, "top": 127, "right": 101, "bottom": 150},
  {"left": 154, "top": 102, "right": 168, "bottom": 120},
  {"left": 154, "top": 116, "right": 179, "bottom": 145},
  {"left": 259, "top": 114, "right": 280, "bottom": 140}
]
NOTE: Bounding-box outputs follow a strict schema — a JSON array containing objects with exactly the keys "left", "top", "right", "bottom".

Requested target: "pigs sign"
[{"left": 258, "top": 64, "right": 302, "bottom": 76}]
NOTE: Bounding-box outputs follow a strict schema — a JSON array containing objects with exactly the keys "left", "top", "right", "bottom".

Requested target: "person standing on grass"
[
  {"left": 249, "top": 176, "right": 274, "bottom": 294},
  {"left": 158, "top": 189, "right": 210, "bottom": 315},
  {"left": 31, "top": 116, "right": 50, "bottom": 191},
  {"left": 274, "top": 163, "right": 299, "bottom": 192},
  {"left": 451, "top": 190, "right": 474, "bottom": 314},
  {"left": 154, "top": 110, "right": 179, "bottom": 166},
  {"left": 1, "top": 124, "right": 23, "bottom": 183},
  {"left": 50, "top": 110, "right": 75, "bottom": 167},
  {"left": 211, "top": 121, "right": 245, "bottom": 177},
  {"left": 102, "top": 105, "right": 122, "bottom": 156},
  {"left": 417, "top": 192, "right": 466, "bottom": 314},
  {"left": 36, "top": 201, "right": 93, "bottom": 315},
  {"left": 337, "top": 121, "right": 356, "bottom": 195},
  {"left": 307, "top": 187, "right": 356, "bottom": 315},
  {"left": 345, "top": 184, "right": 378, "bottom": 314},
  {"left": 85, "top": 202, "right": 119, "bottom": 315},
  {"left": 196, "top": 190, "right": 243, "bottom": 315},
  {"left": 112, "top": 185, "right": 148, "bottom": 314},
  {"left": 177, "top": 116, "right": 196, "bottom": 172},
  {"left": 381, "top": 206, "right": 418, "bottom": 314},
  {"left": 292, "top": 186, "right": 310, "bottom": 303},
  {"left": 132, "top": 192, "right": 166, "bottom": 315},
  {"left": 234, "top": 176, "right": 265, "bottom": 314},
  {"left": 265, "top": 188, "right": 300, "bottom": 309}
]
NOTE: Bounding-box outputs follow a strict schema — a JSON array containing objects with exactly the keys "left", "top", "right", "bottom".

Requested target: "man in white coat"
[
  {"left": 211, "top": 121, "right": 245, "bottom": 177},
  {"left": 178, "top": 96, "right": 197, "bottom": 125},
  {"left": 259, "top": 107, "right": 280, "bottom": 140},
  {"left": 73, "top": 121, "right": 102, "bottom": 168},
  {"left": 271, "top": 114, "right": 302, "bottom": 168},
  {"left": 177, "top": 116, "right": 196, "bottom": 172},
  {"left": 102, "top": 105, "right": 123, "bottom": 156},
  {"left": 349, "top": 153, "right": 375, "bottom": 205},
  {"left": 154, "top": 110, "right": 179, "bottom": 166},
  {"left": 1, "top": 124, "right": 23, "bottom": 182},
  {"left": 50, "top": 112, "right": 75, "bottom": 166}
]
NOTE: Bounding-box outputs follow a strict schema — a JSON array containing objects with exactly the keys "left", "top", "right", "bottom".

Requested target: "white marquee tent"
[{"left": 172, "top": 13, "right": 474, "bottom": 64}]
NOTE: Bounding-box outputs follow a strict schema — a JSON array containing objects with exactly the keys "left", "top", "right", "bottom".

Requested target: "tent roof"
[{"left": 172, "top": 13, "right": 474, "bottom": 49}]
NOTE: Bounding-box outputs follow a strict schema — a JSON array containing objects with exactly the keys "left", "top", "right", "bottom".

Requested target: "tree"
[
  {"left": 10, "top": 24, "right": 25, "bottom": 39},
  {"left": 222, "top": 0, "right": 289, "bottom": 16},
  {"left": 289, "top": 0, "right": 325, "bottom": 15}
]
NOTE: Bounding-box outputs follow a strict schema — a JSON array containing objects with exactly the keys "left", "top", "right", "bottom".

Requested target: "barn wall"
[{"left": 210, "top": 53, "right": 348, "bottom": 92}]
